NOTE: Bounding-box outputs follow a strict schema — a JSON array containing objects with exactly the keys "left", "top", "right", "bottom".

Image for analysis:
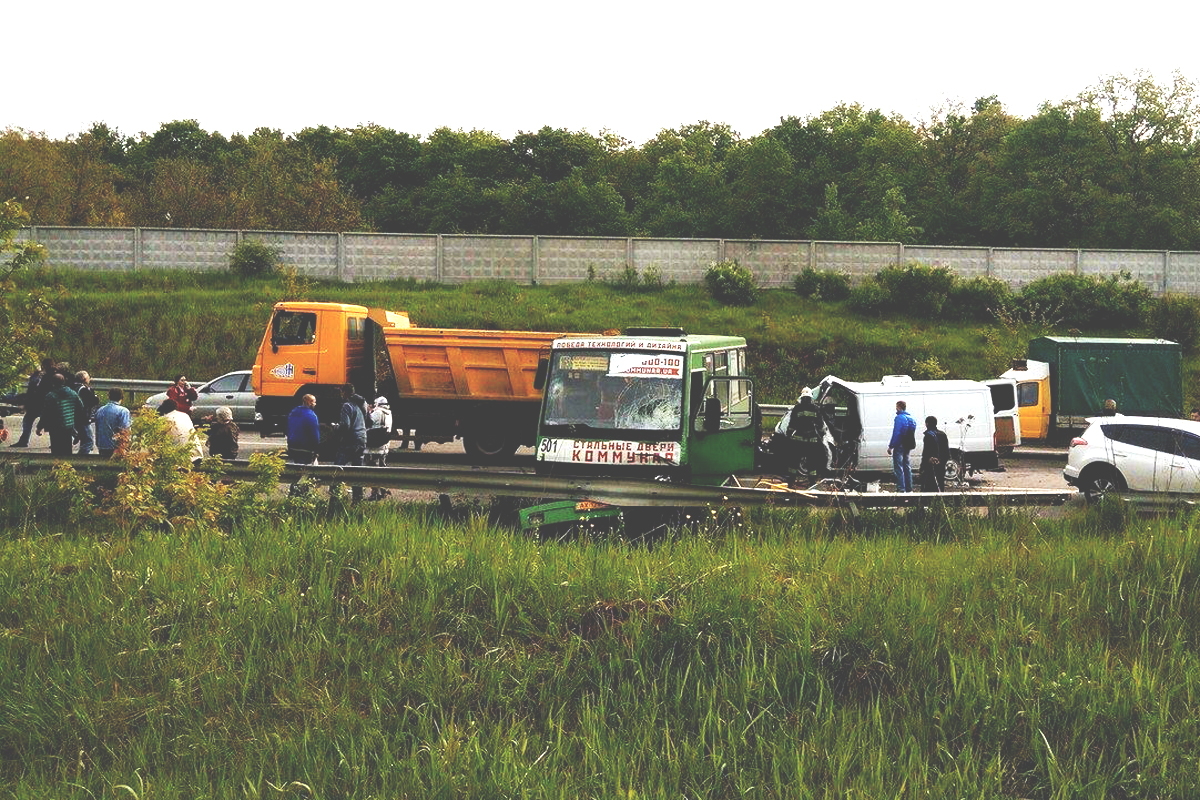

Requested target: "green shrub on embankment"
[{"left": 3, "top": 489, "right": 1200, "bottom": 796}]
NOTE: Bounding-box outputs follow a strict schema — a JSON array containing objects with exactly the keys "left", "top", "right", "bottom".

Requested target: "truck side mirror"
[{"left": 703, "top": 396, "right": 722, "bottom": 432}]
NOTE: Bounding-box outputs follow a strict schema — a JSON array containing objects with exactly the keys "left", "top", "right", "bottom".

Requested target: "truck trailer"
[
  {"left": 1001, "top": 337, "right": 1182, "bottom": 441},
  {"left": 252, "top": 301, "right": 581, "bottom": 459}
]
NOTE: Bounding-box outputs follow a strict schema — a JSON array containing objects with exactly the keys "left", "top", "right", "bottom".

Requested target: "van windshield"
[{"left": 543, "top": 350, "right": 684, "bottom": 432}]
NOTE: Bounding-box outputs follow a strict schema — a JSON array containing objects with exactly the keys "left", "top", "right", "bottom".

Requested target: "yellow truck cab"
[
  {"left": 252, "top": 302, "right": 395, "bottom": 415},
  {"left": 1001, "top": 360, "right": 1052, "bottom": 441}
]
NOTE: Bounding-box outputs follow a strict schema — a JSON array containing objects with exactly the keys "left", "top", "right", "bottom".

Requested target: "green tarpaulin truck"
[{"left": 1001, "top": 336, "right": 1182, "bottom": 441}]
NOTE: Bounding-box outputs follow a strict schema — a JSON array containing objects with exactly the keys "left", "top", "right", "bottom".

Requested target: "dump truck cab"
[{"left": 253, "top": 302, "right": 396, "bottom": 428}]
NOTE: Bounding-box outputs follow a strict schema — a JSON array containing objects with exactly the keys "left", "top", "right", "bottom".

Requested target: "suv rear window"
[{"left": 1102, "top": 424, "right": 1177, "bottom": 454}]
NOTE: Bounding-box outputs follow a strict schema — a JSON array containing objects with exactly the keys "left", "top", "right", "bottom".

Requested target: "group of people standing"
[
  {"left": 5, "top": 364, "right": 240, "bottom": 462},
  {"left": 285, "top": 383, "right": 393, "bottom": 502},
  {"left": 6, "top": 358, "right": 133, "bottom": 457}
]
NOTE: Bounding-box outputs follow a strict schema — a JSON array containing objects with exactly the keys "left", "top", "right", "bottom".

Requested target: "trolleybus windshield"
[{"left": 543, "top": 350, "right": 684, "bottom": 432}]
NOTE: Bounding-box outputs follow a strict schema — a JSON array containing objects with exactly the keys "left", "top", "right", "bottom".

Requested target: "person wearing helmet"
[
  {"left": 770, "top": 387, "right": 830, "bottom": 477},
  {"left": 366, "top": 396, "right": 393, "bottom": 500}
]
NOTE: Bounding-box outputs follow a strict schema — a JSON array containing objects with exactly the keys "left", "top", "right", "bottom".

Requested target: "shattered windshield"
[{"left": 543, "top": 351, "right": 684, "bottom": 431}]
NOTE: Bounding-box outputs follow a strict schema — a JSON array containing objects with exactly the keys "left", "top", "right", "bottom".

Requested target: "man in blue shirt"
[
  {"left": 286, "top": 394, "right": 321, "bottom": 464},
  {"left": 94, "top": 387, "right": 132, "bottom": 458},
  {"left": 887, "top": 400, "right": 917, "bottom": 492}
]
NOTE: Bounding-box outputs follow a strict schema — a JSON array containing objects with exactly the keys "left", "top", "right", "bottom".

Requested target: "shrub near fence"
[{"left": 20, "top": 226, "right": 1200, "bottom": 295}]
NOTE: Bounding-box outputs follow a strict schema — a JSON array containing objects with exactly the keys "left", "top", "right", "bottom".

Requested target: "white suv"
[{"left": 1064, "top": 416, "right": 1200, "bottom": 501}]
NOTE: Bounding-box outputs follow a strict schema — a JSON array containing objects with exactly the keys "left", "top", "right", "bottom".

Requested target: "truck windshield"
[{"left": 543, "top": 350, "right": 684, "bottom": 431}]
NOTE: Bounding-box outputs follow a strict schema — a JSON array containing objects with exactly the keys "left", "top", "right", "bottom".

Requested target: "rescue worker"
[{"left": 776, "top": 388, "right": 830, "bottom": 475}]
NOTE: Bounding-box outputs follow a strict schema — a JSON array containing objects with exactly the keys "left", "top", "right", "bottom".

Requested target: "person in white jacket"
[{"left": 366, "top": 396, "right": 393, "bottom": 500}]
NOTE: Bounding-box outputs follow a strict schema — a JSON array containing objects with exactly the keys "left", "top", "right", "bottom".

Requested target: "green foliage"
[
  {"left": 875, "top": 262, "right": 956, "bottom": 318},
  {"left": 946, "top": 275, "right": 1013, "bottom": 322},
  {"left": 703, "top": 259, "right": 757, "bottom": 306},
  {"left": 792, "top": 266, "right": 851, "bottom": 301},
  {"left": 229, "top": 239, "right": 282, "bottom": 278},
  {"left": 1017, "top": 270, "right": 1151, "bottom": 330},
  {"left": 910, "top": 354, "right": 949, "bottom": 380},
  {"left": 1147, "top": 293, "right": 1200, "bottom": 352},
  {"left": 0, "top": 199, "right": 52, "bottom": 389},
  {"left": 847, "top": 281, "right": 891, "bottom": 316},
  {"left": 50, "top": 408, "right": 283, "bottom": 534},
  {"left": 609, "top": 264, "right": 666, "bottom": 292}
]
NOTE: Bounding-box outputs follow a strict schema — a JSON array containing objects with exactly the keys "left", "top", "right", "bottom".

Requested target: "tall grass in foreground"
[{"left": 2, "top": 498, "right": 1200, "bottom": 797}]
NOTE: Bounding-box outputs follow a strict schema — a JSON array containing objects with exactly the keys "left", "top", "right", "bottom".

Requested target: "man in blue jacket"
[
  {"left": 286, "top": 394, "right": 320, "bottom": 464},
  {"left": 887, "top": 400, "right": 917, "bottom": 492}
]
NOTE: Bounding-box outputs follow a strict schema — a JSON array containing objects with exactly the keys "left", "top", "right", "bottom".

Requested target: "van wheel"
[
  {"left": 463, "top": 432, "right": 518, "bottom": 460},
  {"left": 1080, "top": 465, "right": 1125, "bottom": 503},
  {"left": 944, "top": 450, "right": 967, "bottom": 486}
]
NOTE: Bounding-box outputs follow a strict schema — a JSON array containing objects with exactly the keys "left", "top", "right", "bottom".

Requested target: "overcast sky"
[{"left": 9, "top": 0, "right": 1198, "bottom": 145}]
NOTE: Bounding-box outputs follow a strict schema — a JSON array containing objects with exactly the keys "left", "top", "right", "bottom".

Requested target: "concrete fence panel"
[
  {"left": 245, "top": 231, "right": 339, "bottom": 280},
  {"left": 633, "top": 239, "right": 722, "bottom": 284},
  {"left": 141, "top": 228, "right": 237, "bottom": 272},
  {"left": 442, "top": 235, "right": 535, "bottom": 283},
  {"left": 903, "top": 245, "right": 992, "bottom": 279},
  {"left": 536, "top": 236, "right": 629, "bottom": 284},
  {"left": 814, "top": 241, "right": 900, "bottom": 280},
  {"left": 344, "top": 232, "right": 438, "bottom": 282},
  {"left": 725, "top": 240, "right": 809, "bottom": 288},
  {"left": 1168, "top": 252, "right": 1200, "bottom": 296},
  {"left": 1079, "top": 249, "right": 1165, "bottom": 294},
  {"left": 991, "top": 249, "right": 1079, "bottom": 290},
  {"left": 32, "top": 227, "right": 136, "bottom": 271}
]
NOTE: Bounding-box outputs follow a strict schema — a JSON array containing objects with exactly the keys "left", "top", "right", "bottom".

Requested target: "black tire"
[
  {"left": 463, "top": 432, "right": 518, "bottom": 460},
  {"left": 1080, "top": 465, "right": 1126, "bottom": 503}
]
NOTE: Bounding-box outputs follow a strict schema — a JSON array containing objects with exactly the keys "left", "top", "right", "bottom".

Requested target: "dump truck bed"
[{"left": 377, "top": 322, "right": 568, "bottom": 402}]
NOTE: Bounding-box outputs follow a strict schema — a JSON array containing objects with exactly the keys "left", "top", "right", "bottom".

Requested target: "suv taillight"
[{"left": 1070, "top": 437, "right": 1087, "bottom": 447}]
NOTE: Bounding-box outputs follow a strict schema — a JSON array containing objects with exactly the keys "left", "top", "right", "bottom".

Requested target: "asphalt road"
[{"left": 2, "top": 411, "right": 1072, "bottom": 490}]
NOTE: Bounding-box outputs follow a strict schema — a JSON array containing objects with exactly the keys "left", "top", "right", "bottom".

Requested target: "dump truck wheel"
[{"left": 463, "top": 432, "right": 518, "bottom": 460}]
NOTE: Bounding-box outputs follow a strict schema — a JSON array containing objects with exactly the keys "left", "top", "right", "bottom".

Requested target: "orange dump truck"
[{"left": 252, "top": 301, "right": 577, "bottom": 459}]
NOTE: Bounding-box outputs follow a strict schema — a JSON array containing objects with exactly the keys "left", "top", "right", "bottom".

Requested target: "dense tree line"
[{"left": 5, "top": 72, "right": 1200, "bottom": 249}]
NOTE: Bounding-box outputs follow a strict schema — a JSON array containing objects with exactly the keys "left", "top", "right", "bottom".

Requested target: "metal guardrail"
[
  {"left": 89, "top": 378, "right": 175, "bottom": 393},
  {"left": 2, "top": 452, "right": 1076, "bottom": 510}
]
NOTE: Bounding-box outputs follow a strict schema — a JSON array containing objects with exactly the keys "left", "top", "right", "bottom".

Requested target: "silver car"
[{"left": 145, "top": 370, "right": 258, "bottom": 426}]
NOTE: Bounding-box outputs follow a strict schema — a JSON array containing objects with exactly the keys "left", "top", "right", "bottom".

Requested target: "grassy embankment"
[
  {"left": 31, "top": 268, "right": 1161, "bottom": 405},
  {"left": 2, "top": 493, "right": 1200, "bottom": 797}
]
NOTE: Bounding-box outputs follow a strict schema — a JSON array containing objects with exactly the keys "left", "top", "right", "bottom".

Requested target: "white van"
[{"left": 814, "top": 374, "right": 1021, "bottom": 480}]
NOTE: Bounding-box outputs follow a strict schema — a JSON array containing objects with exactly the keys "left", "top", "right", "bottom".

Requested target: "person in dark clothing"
[
  {"left": 784, "top": 388, "right": 830, "bottom": 475},
  {"left": 37, "top": 374, "right": 84, "bottom": 456},
  {"left": 11, "top": 358, "right": 54, "bottom": 447},
  {"left": 206, "top": 406, "right": 240, "bottom": 460},
  {"left": 919, "top": 415, "right": 951, "bottom": 492},
  {"left": 335, "top": 383, "right": 368, "bottom": 503}
]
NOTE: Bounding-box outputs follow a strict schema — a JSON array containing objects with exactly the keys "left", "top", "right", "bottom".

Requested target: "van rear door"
[{"left": 985, "top": 378, "right": 1022, "bottom": 449}]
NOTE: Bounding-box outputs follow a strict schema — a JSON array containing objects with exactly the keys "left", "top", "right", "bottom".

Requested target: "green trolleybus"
[{"left": 522, "top": 328, "right": 759, "bottom": 532}]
